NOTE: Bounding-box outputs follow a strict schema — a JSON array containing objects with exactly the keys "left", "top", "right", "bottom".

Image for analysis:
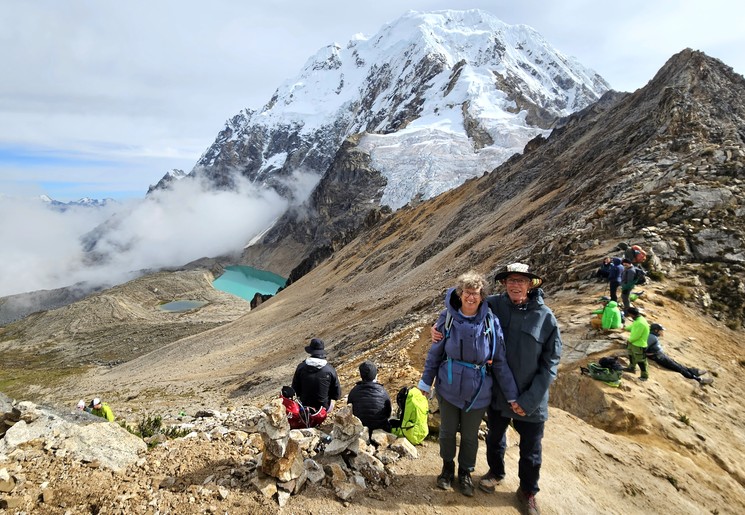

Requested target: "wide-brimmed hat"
[
  {"left": 304, "top": 338, "right": 326, "bottom": 358},
  {"left": 494, "top": 263, "right": 544, "bottom": 287}
]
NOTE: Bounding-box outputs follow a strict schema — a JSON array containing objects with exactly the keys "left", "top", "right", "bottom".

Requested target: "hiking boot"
[
  {"left": 436, "top": 460, "right": 455, "bottom": 490},
  {"left": 457, "top": 469, "right": 474, "bottom": 497},
  {"left": 479, "top": 470, "right": 504, "bottom": 493},
  {"left": 639, "top": 376, "right": 649, "bottom": 381},
  {"left": 692, "top": 368, "right": 707, "bottom": 377},
  {"left": 699, "top": 376, "right": 714, "bottom": 385},
  {"left": 516, "top": 488, "right": 541, "bottom": 515}
]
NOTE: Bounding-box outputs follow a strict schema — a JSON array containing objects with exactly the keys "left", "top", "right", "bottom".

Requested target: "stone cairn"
[{"left": 245, "top": 398, "right": 418, "bottom": 506}]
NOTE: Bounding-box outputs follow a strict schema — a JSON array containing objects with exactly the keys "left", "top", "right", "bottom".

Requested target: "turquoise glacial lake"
[
  {"left": 159, "top": 300, "right": 208, "bottom": 312},
  {"left": 212, "top": 265, "right": 286, "bottom": 302}
]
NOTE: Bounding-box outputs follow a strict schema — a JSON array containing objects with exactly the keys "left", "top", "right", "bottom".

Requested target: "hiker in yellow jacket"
[
  {"left": 89, "top": 398, "right": 116, "bottom": 422},
  {"left": 623, "top": 307, "right": 650, "bottom": 381}
]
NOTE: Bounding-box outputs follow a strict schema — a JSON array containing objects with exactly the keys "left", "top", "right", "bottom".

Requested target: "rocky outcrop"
[
  {"left": 0, "top": 395, "right": 421, "bottom": 511},
  {"left": 242, "top": 137, "right": 391, "bottom": 279}
]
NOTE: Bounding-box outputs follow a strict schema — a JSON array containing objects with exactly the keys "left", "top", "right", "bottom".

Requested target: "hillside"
[{"left": 2, "top": 49, "right": 745, "bottom": 513}]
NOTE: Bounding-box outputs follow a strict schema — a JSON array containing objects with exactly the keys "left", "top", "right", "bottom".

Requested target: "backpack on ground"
[
  {"left": 633, "top": 266, "right": 647, "bottom": 285},
  {"left": 390, "top": 386, "right": 429, "bottom": 445},
  {"left": 581, "top": 360, "right": 623, "bottom": 387},
  {"left": 280, "top": 386, "right": 328, "bottom": 429}
]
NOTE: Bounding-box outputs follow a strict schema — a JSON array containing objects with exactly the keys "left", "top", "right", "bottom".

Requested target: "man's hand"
[
  {"left": 509, "top": 401, "right": 525, "bottom": 417},
  {"left": 431, "top": 324, "right": 443, "bottom": 343}
]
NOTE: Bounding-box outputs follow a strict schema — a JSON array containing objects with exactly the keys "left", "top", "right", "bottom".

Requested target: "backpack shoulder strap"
[
  {"left": 444, "top": 312, "right": 454, "bottom": 338},
  {"left": 485, "top": 311, "right": 496, "bottom": 364}
]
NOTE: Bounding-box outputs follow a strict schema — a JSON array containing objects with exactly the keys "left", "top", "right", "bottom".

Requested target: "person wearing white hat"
[{"left": 89, "top": 397, "right": 116, "bottom": 422}]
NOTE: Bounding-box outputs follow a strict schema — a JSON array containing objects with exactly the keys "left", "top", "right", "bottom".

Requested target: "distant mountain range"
[{"left": 40, "top": 194, "right": 115, "bottom": 210}]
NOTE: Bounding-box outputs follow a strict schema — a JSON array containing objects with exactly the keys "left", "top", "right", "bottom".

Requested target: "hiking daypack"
[
  {"left": 634, "top": 266, "right": 647, "bottom": 285},
  {"left": 581, "top": 362, "right": 623, "bottom": 387},
  {"left": 630, "top": 245, "right": 647, "bottom": 264},
  {"left": 280, "top": 386, "right": 328, "bottom": 429},
  {"left": 620, "top": 243, "right": 647, "bottom": 264},
  {"left": 390, "top": 386, "right": 429, "bottom": 445}
]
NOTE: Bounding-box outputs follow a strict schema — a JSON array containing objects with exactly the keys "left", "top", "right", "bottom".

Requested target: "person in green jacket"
[
  {"left": 590, "top": 297, "right": 623, "bottom": 331},
  {"left": 89, "top": 398, "right": 116, "bottom": 422},
  {"left": 623, "top": 307, "right": 650, "bottom": 381}
]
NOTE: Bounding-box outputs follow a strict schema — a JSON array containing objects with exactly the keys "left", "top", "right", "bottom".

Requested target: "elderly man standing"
[{"left": 483, "top": 263, "right": 562, "bottom": 515}]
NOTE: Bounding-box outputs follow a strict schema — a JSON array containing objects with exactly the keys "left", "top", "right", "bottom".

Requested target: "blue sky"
[{"left": 1, "top": 0, "right": 744, "bottom": 202}]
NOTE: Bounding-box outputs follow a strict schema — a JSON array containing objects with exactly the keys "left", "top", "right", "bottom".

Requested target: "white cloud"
[{"left": 0, "top": 174, "right": 297, "bottom": 297}]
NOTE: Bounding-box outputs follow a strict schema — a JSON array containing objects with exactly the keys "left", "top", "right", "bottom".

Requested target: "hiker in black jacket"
[
  {"left": 347, "top": 361, "right": 392, "bottom": 436},
  {"left": 291, "top": 338, "right": 342, "bottom": 412},
  {"left": 646, "top": 324, "right": 713, "bottom": 385}
]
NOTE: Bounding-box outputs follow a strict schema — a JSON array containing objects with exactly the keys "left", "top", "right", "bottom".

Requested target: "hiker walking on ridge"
[
  {"left": 620, "top": 258, "right": 637, "bottom": 315},
  {"left": 608, "top": 257, "right": 624, "bottom": 302},
  {"left": 419, "top": 270, "right": 519, "bottom": 497},
  {"left": 646, "top": 324, "right": 713, "bottom": 385}
]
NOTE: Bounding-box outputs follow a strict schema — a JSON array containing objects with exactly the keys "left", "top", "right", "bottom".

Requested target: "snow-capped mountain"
[
  {"left": 146, "top": 169, "right": 187, "bottom": 195},
  {"left": 40, "top": 195, "right": 114, "bottom": 209},
  {"left": 189, "top": 9, "right": 610, "bottom": 209}
]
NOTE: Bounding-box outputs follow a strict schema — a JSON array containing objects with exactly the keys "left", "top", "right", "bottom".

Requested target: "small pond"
[
  {"left": 212, "top": 265, "right": 286, "bottom": 302},
  {"left": 159, "top": 300, "right": 208, "bottom": 312}
]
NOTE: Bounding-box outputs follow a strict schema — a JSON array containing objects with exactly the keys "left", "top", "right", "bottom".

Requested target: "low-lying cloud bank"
[{"left": 0, "top": 171, "right": 318, "bottom": 299}]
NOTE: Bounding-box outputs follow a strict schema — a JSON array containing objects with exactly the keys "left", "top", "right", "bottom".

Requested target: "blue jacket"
[
  {"left": 419, "top": 288, "right": 518, "bottom": 411},
  {"left": 487, "top": 289, "right": 562, "bottom": 423},
  {"left": 608, "top": 258, "right": 623, "bottom": 283}
]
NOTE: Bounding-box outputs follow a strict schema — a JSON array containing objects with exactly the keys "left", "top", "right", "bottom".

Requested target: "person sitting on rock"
[
  {"left": 291, "top": 338, "right": 342, "bottom": 415},
  {"left": 590, "top": 296, "right": 623, "bottom": 331},
  {"left": 646, "top": 324, "right": 713, "bottom": 385},
  {"left": 89, "top": 397, "right": 115, "bottom": 422},
  {"left": 595, "top": 257, "right": 613, "bottom": 282},
  {"left": 347, "top": 360, "right": 392, "bottom": 437}
]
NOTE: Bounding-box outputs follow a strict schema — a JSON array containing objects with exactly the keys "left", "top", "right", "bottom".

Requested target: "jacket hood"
[
  {"left": 612, "top": 257, "right": 622, "bottom": 265},
  {"left": 445, "top": 287, "right": 489, "bottom": 322},
  {"left": 607, "top": 300, "right": 618, "bottom": 308},
  {"left": 527, "top": 287, "right": 546, "bottom": 306},
  {"left": 305, "top": 357, "right": 328, "bottom": 369}
]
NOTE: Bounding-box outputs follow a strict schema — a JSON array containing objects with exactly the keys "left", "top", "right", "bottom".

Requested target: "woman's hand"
[{"left": 431, "top": 324, "right": 443, "bottom": 342}]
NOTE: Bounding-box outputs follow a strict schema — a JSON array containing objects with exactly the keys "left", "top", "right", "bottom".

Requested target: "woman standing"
[{"left": 418, "top": 271, "right": 518, "bottom": 497}]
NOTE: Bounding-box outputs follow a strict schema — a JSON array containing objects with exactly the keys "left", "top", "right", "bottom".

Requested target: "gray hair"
[{"left": 455, "top": 270, "right": 488, "bottom": 300}]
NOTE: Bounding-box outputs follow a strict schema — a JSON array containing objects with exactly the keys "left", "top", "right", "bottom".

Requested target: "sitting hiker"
[
  {"left": 590, "top": 296, "right": 623, "bottom": 331},
  {"left": 646, "top": 324, "right": 713, "bottom": 385},
  {"left": 623, "top": 307, "right": 650, "bottom": 381},
  {"left": 595, "top": 257, "right": 613, "bottom": 282},
  {"left": 89, "top": 398, "right": 115, "bottom": 422},
  {"left": 291, "top": 338, "right": 342, "bottom": 415},
  {"left": 347, "top": 360, "right": 392, "bottom": 436}
]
